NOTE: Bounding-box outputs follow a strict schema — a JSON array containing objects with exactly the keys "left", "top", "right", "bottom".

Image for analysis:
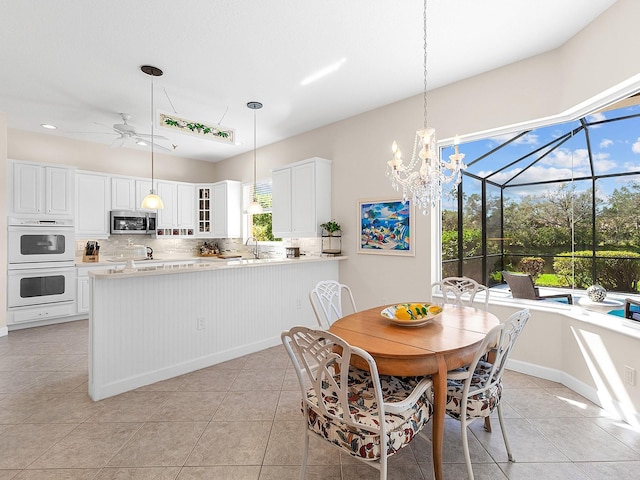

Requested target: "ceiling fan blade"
[
  {"left": 111, "top": 136, "right": 127, "bottom": 148},
  {"left": 136, "top": 133, "right": 168, "bottom": 141},
  {"left": 93, "top": 122, "right": 116, "bottom": 131},
  {"left": 134, "top": 136, "right": 171, "bottom": 152},
  {"left": 67, "top": 131, "right": 117, "bottom": 135},
  {"left": 150, "top": 141, "right": 171, "bottom": 152}
]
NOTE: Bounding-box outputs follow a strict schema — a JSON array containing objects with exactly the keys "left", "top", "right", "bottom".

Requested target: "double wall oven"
[{"left": 7, "top": 218, "right": 77, "bottom": 322}]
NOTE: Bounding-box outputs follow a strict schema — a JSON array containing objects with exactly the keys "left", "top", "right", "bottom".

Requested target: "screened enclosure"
[{"left": 440, "top": 96, "right": 640, "bottom": 293}]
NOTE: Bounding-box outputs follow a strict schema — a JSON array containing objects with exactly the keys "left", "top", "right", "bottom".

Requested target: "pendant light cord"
[
  {"left": 253, "top": 107, "right": 257, "bottom": 201},
  {"left": 151, "top": 77, "right": 155, "bottom": 188}
]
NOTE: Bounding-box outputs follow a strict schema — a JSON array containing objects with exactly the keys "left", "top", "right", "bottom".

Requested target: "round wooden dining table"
[{"left": 329, "top": 303, "right": 499, "bottom": 480}]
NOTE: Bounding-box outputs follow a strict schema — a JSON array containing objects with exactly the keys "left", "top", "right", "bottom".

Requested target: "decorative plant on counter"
[{"left": 320, "top": 220, "right": 341, "bottom": 236}]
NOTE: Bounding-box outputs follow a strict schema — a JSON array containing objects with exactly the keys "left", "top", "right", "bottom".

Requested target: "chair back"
[
  {"left": 432, "top": 276, "right": 490, "bottom": 310},
  {"left": 309, "top": 280, "right": 357, "bottom": 328},
  {"left": 501, "top": 271, "right": 538, "bottom": 300},
  {"left": 282, "top": 326, "right": 385, "bottom": 435},
  {"left": 462, "top": 308, "right": 530, "bottom": 400}
]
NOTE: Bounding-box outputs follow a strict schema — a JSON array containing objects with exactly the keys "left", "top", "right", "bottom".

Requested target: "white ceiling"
[{"left": 0, "top": 0, "right": 618, "bottom": 162}]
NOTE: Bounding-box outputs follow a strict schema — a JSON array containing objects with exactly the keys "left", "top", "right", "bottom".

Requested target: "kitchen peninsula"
[{"left": 88, "top": 255, "right": 345, "bottom": 400}]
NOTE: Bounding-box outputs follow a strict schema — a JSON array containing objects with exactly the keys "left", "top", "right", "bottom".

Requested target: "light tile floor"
[{"left": 1, "top": 320, "right": 640, "bottom": 479}]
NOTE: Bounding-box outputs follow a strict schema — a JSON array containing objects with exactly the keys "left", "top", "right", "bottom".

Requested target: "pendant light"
[
  {"left": 140, "top": 65, "right": 164, "bottom": 210},
  {"left": 246, "top": 101, "right": 263, "bottom": 215}
]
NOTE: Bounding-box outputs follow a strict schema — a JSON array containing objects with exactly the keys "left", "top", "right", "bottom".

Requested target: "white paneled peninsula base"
[{"left": 88, "top": 256, "right": 345, "bottom": 400}]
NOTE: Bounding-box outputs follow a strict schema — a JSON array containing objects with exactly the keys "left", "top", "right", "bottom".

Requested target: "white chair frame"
[
  {"left": 282, "top": 326, "right": 433, "bottom": 480},
  {"left": 432, "top": 276, "right": 490, "bottom": 310},
  {"left": 309, "top": 280, "right": 357, "bottom": 328},
  {"left": 446, "top": 308, "right": 530, "bottom": 480}
]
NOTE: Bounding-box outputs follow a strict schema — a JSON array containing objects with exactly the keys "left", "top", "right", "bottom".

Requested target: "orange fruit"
[{"left": 394, "top": 306, "right": 411, "bottom": 320}]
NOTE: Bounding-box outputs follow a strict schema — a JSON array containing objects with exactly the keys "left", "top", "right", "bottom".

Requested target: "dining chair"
[
  {"left": 444, "top": 308, "right": 531, "bottom": 480},
  {"left": 502, "top": 271, "right": 573, "bottom": 304},
  {"left": 309, "top": 280, "right": 357, "bottom": 328},
  {"left": 281, "top": 325, "right": 433, "bottom": 480},
  {"left": 431, "top": 276, "right": 490, "bottom": 310}
]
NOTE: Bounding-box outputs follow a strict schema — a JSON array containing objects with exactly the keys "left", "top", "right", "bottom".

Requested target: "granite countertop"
[{"left": 88, "top": 255, "right": 347, "bottom": 278}]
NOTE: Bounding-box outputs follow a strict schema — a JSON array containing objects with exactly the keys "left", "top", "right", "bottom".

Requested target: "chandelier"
[{"left": 386, "top": 0, "right": 466, "bottom": 214}]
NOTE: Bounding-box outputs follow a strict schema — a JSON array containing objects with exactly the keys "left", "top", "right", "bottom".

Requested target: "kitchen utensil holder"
[{"left": 83, "top": 253, "right": 99, "bottom": 263}]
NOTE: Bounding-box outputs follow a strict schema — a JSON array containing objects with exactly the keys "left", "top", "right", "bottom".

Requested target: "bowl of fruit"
[{"left": 381, "top": 302, "right": 443, "bottom": 327}]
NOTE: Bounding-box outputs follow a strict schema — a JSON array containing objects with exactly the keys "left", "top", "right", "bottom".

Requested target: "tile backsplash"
[{"left": 76, "top": 236, "right": 323, "bottom": 259}]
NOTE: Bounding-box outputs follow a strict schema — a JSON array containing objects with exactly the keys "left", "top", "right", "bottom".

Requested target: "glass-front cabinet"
[{"left": 196, "top": 185, "right": 212, "bottom": 236}]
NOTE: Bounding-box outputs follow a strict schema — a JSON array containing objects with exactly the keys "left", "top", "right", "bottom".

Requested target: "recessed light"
[
  {"left": 40, "top": 124, "right": 57, "bottom": 130},
  {"left": 136, "top": 140, "right": 147, "bottom": 146}
]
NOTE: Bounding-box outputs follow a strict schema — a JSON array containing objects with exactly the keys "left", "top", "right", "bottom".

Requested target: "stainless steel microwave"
[{"left": 110, "top": 211, "right": 157, "bottom": 235}]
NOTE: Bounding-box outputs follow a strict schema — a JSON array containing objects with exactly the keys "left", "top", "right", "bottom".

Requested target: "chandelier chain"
[
  {"left": 386, "top": 0, "right": 467, "bottom": 214},
  {"left": 423, "top": 0, "right": 427, "bottom": 130}
]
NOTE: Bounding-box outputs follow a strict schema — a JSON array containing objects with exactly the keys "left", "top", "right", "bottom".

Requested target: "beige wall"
[
  {"left": 0, "top": 113, "right": 7, "bottom": 333},
  {"left": 8, "top": 129, "right": 219, "bottom": 183},
  {"left": 216, "top": 0, "right": 640, "bottom": 311}
]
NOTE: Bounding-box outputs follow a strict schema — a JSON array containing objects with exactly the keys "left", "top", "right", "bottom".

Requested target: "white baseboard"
[
  {"left": 0, "top": 326, "right": 8, "bottom": 338},
  {"left": 508, "top": 359, "right": 640, "bottom": 428}
]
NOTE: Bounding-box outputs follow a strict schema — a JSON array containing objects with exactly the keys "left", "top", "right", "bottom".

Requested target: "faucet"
[{"left": 245, "top": 236, "right": 259, "bottom": 259}]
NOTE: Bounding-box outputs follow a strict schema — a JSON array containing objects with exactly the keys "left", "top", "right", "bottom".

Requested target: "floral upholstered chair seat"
[
  {"left": 445, "top": 362, "right": 503, "bottom": 420},
  {"left": 304, "top": 367, "right": 433, "bottom": 459},
  {"left": 282, "top": 326, "right": 433, "bottom": 479}
]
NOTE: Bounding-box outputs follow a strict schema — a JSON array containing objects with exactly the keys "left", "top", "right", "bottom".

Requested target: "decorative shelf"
[{"left": 322, "top": 229, "right": 342, "bottom": 255}]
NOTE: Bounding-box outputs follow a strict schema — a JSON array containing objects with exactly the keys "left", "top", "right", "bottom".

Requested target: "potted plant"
[{"left": 320, "top": 220, "right": 341, "bottom": 236}]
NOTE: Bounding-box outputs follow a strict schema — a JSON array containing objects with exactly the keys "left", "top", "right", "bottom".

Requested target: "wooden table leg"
[{"left": 431, "top": 358, "right": 447, "bottom": 480}]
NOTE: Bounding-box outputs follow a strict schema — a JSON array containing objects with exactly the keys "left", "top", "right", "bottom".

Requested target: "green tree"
[{"left": 599, "top": 182, "right": 640, "bottom": 246}]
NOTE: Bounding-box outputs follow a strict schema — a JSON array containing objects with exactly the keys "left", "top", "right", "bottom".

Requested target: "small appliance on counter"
[
  {"left": 83, "top": 241, "right": 100, "bottom": 262},
  {"left": 120, "top": 242, "right": 148, "bottom": 272},
  {"left": 286, "top": 247, "right": 300, "bottom": 258},
  {"left": 199, "top": 241, "right": 220, "bottom": 256}
]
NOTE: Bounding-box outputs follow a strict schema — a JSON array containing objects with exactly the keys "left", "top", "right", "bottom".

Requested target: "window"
[
  {"left": 441, "top": 96, "right": 640, "bottom": 294},
  {"left": 243, "top": 179, "right": 280, "bottom": 242}
]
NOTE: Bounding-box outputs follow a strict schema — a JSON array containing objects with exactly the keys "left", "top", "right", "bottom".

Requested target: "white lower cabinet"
[
  {"left": 8, "top": 303, "right": 77, "bottom": 325},
  {"left": 77, "top": 265, "right": 112, "bottom": 314}
]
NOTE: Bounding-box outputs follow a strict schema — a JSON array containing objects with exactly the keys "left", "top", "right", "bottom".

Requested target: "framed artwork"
[{"left": 357, "top": 198, "right": 414, "bottom": 256}]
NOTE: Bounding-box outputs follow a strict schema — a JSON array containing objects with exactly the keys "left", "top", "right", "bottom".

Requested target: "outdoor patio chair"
[
  {"left": 281, "top": 325, "right": 433, "bottom": 480},
  {"left": 431, "top": 276, "right": 490, "bottom": 310},
  {"left": 624, "top": 298, "right": 640, "bottom": 321},
  {"left": 502, "top": 271, "right": 573, "bottom": 304}
]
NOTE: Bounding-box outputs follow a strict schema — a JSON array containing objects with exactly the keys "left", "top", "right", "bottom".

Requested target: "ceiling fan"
[{"left": 76, "top": 113, "right": 172, "bottom": 151}]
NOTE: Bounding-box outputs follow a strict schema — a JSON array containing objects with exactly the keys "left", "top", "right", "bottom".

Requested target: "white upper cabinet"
[
  {"left": 272, "top": 157, "right": 331, "bottom": 238},
  {"left": 156, "top": 181, "right": 177, "bottom": 228},
  {"left": 155, "top": 181, "right": 195, "bottom": 231},
  {"left": 111, "top": 177, "right": 136, "bottom": 211},
  {"left": 211, "top": 180, "right": 241, "bottom": 238},
  {"left": 195, "top": 185, "right": 213, "bottom": 236},
  {"left": 177, "top": 183, "right": 195, "bottom": 228},
  {"left": 10, "top": 161, "right": 73, "bottom": 218},
  {"left": 76, "top": 171, "right": 110, "bottom": 238},
  {"left": 271, "top": 168, "right": 292, "bottom": 235},
  {"left": 135, "top": 179, "right": 153, "bottom": 212}
]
